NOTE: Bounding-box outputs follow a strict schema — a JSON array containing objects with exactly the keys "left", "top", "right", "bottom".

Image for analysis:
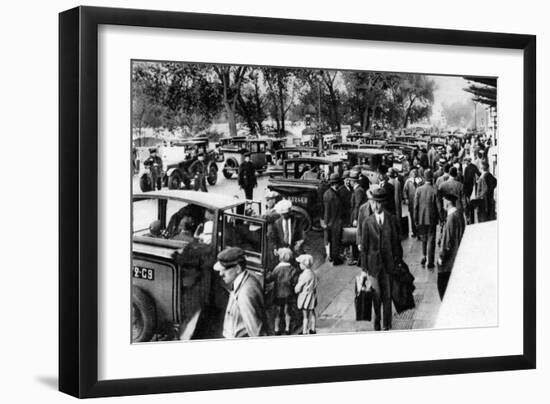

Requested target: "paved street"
[{"left": 134, "top": 164, "right": 441, "bottom": 333}]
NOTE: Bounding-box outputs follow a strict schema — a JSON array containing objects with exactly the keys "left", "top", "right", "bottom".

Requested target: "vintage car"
[
  {"left": 267, "top": 156, "right": 344, "bottom": 230},
  {"left": 262, "top": 137, "right": 287, "bottom": 165},
  {"left": 163, "top": 140, "right": 218, "bottom": 190},
  {"left": 325, "top": 142, "right": 380, "bottom": 159},
  {"left": 132, "top": 190, "right": 268, "bottom": 342},
  {"left": 347, "top": 148, "right": 396, "bottom": 185},
  {"left": 265, "top": 147, "right": 320, "bottom": 178},
  {"left": 221, "top": 138, "right": 268, "bottom": 179},
  {"left": 214, "top": 135, "right": 247, "bottom": 162}
]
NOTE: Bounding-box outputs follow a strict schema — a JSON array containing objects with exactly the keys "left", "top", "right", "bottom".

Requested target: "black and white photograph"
[{"left": 131, "top": 60, "right": 498, "bottom": 342}]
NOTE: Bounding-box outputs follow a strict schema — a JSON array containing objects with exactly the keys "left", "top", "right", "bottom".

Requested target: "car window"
[
  {"left": 221, "top": 213, "right": 263, "bottom": 255},
  {"left": 133, "top": 198, "right": 159, "bottom": 234}
]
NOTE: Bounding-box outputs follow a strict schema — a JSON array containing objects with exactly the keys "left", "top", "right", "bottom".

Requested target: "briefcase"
[
  {"left": 354, "top": 274, "right": 372, "bottom": 321},
  {"left": 341, "top": 226, "right": 357, "bottom": 246}
]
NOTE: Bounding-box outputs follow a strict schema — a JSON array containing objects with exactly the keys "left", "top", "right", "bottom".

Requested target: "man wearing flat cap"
[
  {"left": 437, "top": 192, "right": 466, "bottom": 299},
  {"left": 143, "top": 147, "right": 163, "bottom": 190},
  {"left": 360, "top": 187, "right": 402, "bottom": 331},
  {"left": 238, "top": 152, "right": 257, "bottom": 200},
  {"left": 214, "top": 247, "right": 267, "bottom": 338},
  {"left": 322, "top": 173, "right": 345, "bottom": 265}
]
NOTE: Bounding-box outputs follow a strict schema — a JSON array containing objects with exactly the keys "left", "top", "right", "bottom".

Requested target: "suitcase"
[
  {"left": 341, "top": 226, "right": 357, "bottom": 246},
  {"left": 400, "top": 216, "right": 409, "bottom": 238}
]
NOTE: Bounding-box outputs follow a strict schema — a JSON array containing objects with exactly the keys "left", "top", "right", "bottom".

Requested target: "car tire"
[
  {"left": 132, "top": 287, "right": 156, "bottom": 343},
  {"left": 291, "top": 205, "right": 312, "bottom": 232},
  {"left": 168, "top": 171, "right": 183, "bottom": 190},
  {"left": 207, "top": 163, "right": 218, "bottom": 185},
  {"left": 139, "top": 174, "right": 152, "bottom": 192}
]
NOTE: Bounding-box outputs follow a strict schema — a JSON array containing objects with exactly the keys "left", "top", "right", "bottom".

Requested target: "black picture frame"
[{"left": 59, "top": 5, "right": 536, "bottom": 398}]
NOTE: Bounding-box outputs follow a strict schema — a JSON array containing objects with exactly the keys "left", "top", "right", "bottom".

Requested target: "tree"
[
  {"left": 236, "top": 69, "right": 268, "bottom": 135},
  {"left": 213, "top": 65, "right": 248, "bottom": 137},
  {"left": 263, "top": 67, "right": 302, "bottom": 135},
  {"left": 397, "top": 74, "right": 435, "bottom": 128}
]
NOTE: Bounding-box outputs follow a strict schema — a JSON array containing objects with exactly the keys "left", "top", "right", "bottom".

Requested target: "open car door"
[{"left": 220, "top": 211, "right": 268, "bottom": 276}]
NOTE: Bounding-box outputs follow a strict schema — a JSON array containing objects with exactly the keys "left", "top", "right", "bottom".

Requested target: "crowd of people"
[{"left": 212, "top": 132, "right": 498, "bottom": 338}]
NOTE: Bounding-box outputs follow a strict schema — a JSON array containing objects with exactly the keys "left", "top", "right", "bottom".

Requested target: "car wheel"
[
  {"left": 139, "top": 174, "right": 152, "bottom": 192},
  {"left": 168, "top": 171, "right": 183, "bottom": 189},
  {"left": 132, "top": 287, "right": 156, "bottom": 343},
  {"left": 291, "top": 205, "right": 312, "bottom": 232},
  {"left": 207, "top": 163, "right": 218, "bottom": 185},
  {"left": 222, "top": 161, "right": 234, "bottom": 179}
]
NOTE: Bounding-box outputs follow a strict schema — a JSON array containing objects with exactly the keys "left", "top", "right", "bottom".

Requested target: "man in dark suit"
[
  {"left": 437, "top": 193, "right": 466, "bottom": 299},
  {"left": 360, "top": 187, "right": 402, "bottom": 331},
  {"left": 322, "top": 173, "right": 345, "bottom": 265},
  {"left": 337, "top": 170, "right": 353, "bottom": 226},
  {"left": 143, "top": 148, "right": 163, "bottom": 190},
  {"left": 269, "top": 199, "right": 305, "bottom": 255},
  {"left": 378, "top": 173, "right": 396, "bottom": 215},
  {"left": 439, "top": 166, "right": 466, "bottom": 212},
  {"left": 349, "top": 170, "right": 367, "bottom": 264},
  {"left": 414, "top": 169, "right": 439, "bottom": 269},
  {"left": 238, "top": 152, "right": 257, "bottom": 200},
  {"left": 475, "top": 161, "right": 497, "bottom": 222},
  {"left": 462, "top": 156, "right": 480, "bottom": 223}
]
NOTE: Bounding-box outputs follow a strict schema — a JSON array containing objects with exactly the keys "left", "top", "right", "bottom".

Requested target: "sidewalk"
[{"left": 315, "top": 235, "right": 441, "bottom": 334}]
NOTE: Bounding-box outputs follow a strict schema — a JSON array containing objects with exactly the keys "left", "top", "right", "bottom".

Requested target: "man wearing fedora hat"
[
  {"left": 238, "top": 152, "right": 257, "bottom": 200},
  {"left": 213, "top": 247, "right": 267, "bottom": 338},
  {"left": 437, "top": 192, "right": 466, "bottom": 299},
  {"left": 322, "top": 173, "right": 345, "bottom": 265},
  {"left": 270, "top": 199, "right": 305, "bottom": 255},
  {"left": 189, "top": 152, "right": 208, "bottom": 192},
  {"left": 337, "top": 170, "right": 353, "bottom": 226},
  {"left": 360, "top": 187, "right": 402, "bottom": 331}
]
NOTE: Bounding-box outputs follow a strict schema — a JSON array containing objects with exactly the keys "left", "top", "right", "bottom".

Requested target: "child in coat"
[
  {"left": 265, "top": 248, "right": 298, "bottom": 335},
  {"left": 294, "top": 254, "right": 319, "bottom": 335}
]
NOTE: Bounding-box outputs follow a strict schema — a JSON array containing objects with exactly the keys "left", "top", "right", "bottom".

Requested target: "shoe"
[
  {"left": 420, "top": 257, "right": 427, "bottom": 266},
  {"left": 309, "top": 330, "right": 316, "bottom": 334},
  {"left": 274, "top": 330, "right": 281, "bottom": 336},
  {"left": 374, "top": 321, "right": 381, "bottom": 331},
  {"left": 427, "top": 263, "right": 435, "bottom": 270},
  {"left": 383, "top": 327, "right": 391, "bottom": 331},
  {"left": 284, "top": 330, "right": 291, "bottom": 335},
  {"left": 348, "top": 259, "right": 358, "bottom": 266}
]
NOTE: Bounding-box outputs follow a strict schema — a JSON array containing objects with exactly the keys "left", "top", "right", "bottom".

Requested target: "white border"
[{"left": 98, "top": 24, "right": 523, "bottom": 381}]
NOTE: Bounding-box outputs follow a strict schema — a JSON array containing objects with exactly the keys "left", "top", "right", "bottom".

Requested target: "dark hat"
[
  {"left": 368, "top": 187, "right": 387, "bottom": 201},
  {"left": 214, "top": 247, "right": 246, "bottom": 270},
  {"left": 329, "top": 173, "right": 342, "bottom": 184},
  {"left": 342, "top": 170, "right": 350, "bottom": 179},
  {"left": 349, "top": 170, "right": 360, "bottom": 180},
  {"left": 449, "top": 166, "right": 458, "bottom": 177},
  {"left": 424, "top": 169, "right": 434, "bottom": 181},
  {"left": 149, "top": 147, "right": 158, "bottom": 153},
  {"left": 388, "top": 167, "right": 398, "bottom": 178}
]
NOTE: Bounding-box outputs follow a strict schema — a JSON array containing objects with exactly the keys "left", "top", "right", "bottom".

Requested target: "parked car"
[
  {"left": 221, "top": 138, "right": 268, "bottom": 179},
  {"left": 267, "top": 156, "right": 344, "bottom": 230},
  {"left": 262, "top": 137, "right": 288, "bottom": 165},
  {"left": 132, "top": 190, "right": 268, "bottom": 342},
  {"left": 265, "top": 147, "right": 320, "bottom": 178},
  {"left": 165, "top": 139, "right": 219, "bottom": 190},
  {"left": 347, "top": 148, "right": 396, "bottom": 185}
]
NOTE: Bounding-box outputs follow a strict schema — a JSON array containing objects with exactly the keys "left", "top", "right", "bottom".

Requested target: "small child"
[
  {"left": 294, "top": 254, "right": 319, "bottom": 335},
  {"left": 266, "top": 247, "right": 297, "bottom": 335}
]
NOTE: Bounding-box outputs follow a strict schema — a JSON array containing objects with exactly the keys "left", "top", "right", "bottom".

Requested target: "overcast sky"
[{"left": 430, "top": 75, "right": 474, "bottom": 111}]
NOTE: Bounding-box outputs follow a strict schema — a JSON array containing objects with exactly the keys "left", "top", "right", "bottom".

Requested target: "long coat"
[
  {"left": 269, "top": 215, "right": 306, "bottom": 252},
  {"left": 238, "top": 161, "right": 257, "bottom": 189},
  {"left": 438, "top": 209, "right": 466, "bottom": 273},
  {"left": 379, "top": 180, "right": 396, "bottom": 215},
  {"left": 223, "top": 271, "right": 267, "bottom": 338},
  {"left": 389, "top": 177, "right": 403, "bottom": 220},
  {"left": 323, "top": 187, "right": 344, "bottom": 227},
  {"left": 476, "top": 171, "right": 497, "bottom": 220},
  {"left": 350, "top": 184, "right": 367, "bottom": 224},
  {"left": 337, "top": 184, "right": 353, "bottom": 226},
  {"left": 356, "top": 201, "right": 374, "bottom": 246},
  {"left": 439, "top": 178, "right": 466, "bottom": 211},
  {"left": 463, "top": 163, "right": 481, "bottom": 198},
  {"left": 360, "top": 211, "right": 402, "bottom": 277},
  {"left": 414, "top": 182, "right": 439, "bottom": 227}
]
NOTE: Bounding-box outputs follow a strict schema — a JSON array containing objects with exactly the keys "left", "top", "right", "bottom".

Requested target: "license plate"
[
  {"left": 289, "top": 196, "right": 308, "bottom": 205},
  {"left": 133, "top": 266, "right": 155, "bottom": 281}
]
